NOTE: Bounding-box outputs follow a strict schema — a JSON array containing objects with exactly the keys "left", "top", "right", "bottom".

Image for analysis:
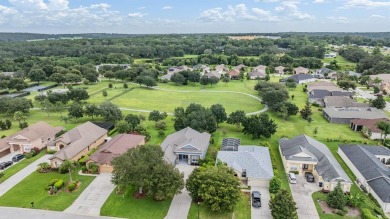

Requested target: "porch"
[{"left": 175, "top": 153, "right": 201, "bottom": 165}]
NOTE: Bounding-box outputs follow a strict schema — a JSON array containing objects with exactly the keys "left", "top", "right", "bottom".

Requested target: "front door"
[{"left": 179, "top": 154, "right": 188, "bottom": 162}]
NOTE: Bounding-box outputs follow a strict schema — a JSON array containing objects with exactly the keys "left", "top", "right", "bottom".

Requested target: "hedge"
[
  {"left": 49, "top": 179, "right": 59, "bottom": 186},
  {"left": 54, "top": 179, "right": 64, "bottom": 189},
  {"left": 361, "top": 208, "right": 379, "bottom": 219}
]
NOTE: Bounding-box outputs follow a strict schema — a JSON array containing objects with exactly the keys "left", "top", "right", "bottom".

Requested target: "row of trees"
[{"left": 67, "top": 102, "right": 122, "bottom": 123}]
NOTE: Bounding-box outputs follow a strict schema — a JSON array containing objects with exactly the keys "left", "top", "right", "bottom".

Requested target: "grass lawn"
[
  {"left": 100, "top": 186, "right": 172, "bottom": 219},
  {"left": 0, "top": 171, "right": 95, "bottom": 211},
  {"left": 0, "top": 151, "right": 45, "bottom": 183},
  {"left": 322, "top": 56, "right": 357, "bottom": 71},
  {"left": 187, "top": 192, "right": 251, "bottom": 219}
]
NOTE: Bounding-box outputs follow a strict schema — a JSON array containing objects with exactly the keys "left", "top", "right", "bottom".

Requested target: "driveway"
[
  {"left": 0, "top": 154, "right": 51, "bottom": 197},
  {"left": 0, "top": 152, "right": 18, "bottom": 172},
  {"left": 164, "top": 164, "right": 195, "bottom": 219},
  {"left": 289, "top": 176, "right": 320, "bottom": 219},
  {"left": 0, "top": 206, "right": 118, "bottom": 219},
  {"left": 251, "top": 186, "right": 272, "bottom": 219},
  {"left": 65, "top": 173, "right": 115, "bottom": 216},
  {"left": 356, "top": 87, "right": 390, "bottom": 111}
]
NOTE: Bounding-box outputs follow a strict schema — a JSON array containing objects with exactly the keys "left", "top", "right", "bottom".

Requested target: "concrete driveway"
[
  {"left": 65, "top": 173, "right": 115, "bottom": 216},
  {"left": 289, "top": 176, "right": 320, "bottom": 219},
  {"left": 356, "top": 87, "right": 390, "bottom": 111},
  {"left": 0, "top": 154, "right": 51, "bottom": 197},
  {"left": 164, "top": 164, "right": 195, "bottom": 219},
  {"left": 251, "top": 186, "right": 272, "bottom": 219},
  {"left": 0, "top": 152, "right": 19, "bottom": 172}
]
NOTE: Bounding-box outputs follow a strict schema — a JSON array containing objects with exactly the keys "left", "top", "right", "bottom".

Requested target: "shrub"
[
  {"left": 361, "top": 208, "right": 379, "bottom": 219},
  {"left": 0, "top": 172, "right": 4, "bottom": 179},
  {"left": 289, "top": 170, "right": 299, "bottom": 174},
  {"left": 81, "top": 166, "right": 87, "bottom": 173},
  {"left": 333, "top": 209, "right": 347, "bottom": 216},
  {"left": 346, "top": 193, "right": 365, "bottom": 207},
  {"left": 19, "top": 121, "right": 28, "bottom": 129},
  {"left": 269, "top": 177, "right": 281, "bottom": 194},
  {"left": 327, "top": 182, "right": 346, "bottom": 210},
  {"left": 68, "top": 182, "right": 77, "bottom": 191},
  {"left": 88, "top": 162, "right": 99, "bottom": 174},
  {"left": 25, "top": 153, "right": 33, "bottom": 159},
  {"left": 49, "top": 179, "right": 59, "bottom": 186},
  {"left": 311, "top": 102, "right": 320, "bottom": 107},
  {"left": 54, "top": 179, "right": 64, "bottom": 189},
  {"left": 46, "top": 149, "right": 56, "bottom": 154},
  {"left": 368, "top": 193, "right": 381, "bottom": 207}
]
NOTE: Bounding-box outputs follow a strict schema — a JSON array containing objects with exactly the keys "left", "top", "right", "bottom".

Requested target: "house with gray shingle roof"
[
  {"left": 217, "top": 146, "right": 274, "bottom": 187},
  {"left": 339, "top": 144, "right": 390, "bottom": 212},
  {"left": 48, "top": 122, "right": 108, "bottom": 168},
  {"left": 160, "top": 127, "right": 211, "bottom": 165},
  {"left": 323, "top": 107, "right": 387, "bottom": 124},
  {"left": 279, "top": 135, "right": 352, "bottom": 192}
]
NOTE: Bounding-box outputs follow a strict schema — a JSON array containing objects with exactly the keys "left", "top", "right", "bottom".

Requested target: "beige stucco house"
[
  {"left": 86, "top": 134, "right": 145, "bottom": 173},
  {"left": 48, "top": 122, "right": 107, "bottom": 168},
  {"left": 0, "top": 121, "right": 63, "bottom": 157},
  {"left": 279, "top": 135, "right": 352, "bottom": 192}
]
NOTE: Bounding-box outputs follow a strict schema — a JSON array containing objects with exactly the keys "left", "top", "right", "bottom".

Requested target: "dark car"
[
  {"left": 12, "top": 154, "right": 24, "bottom": 162},
  {"left": 0, "top": 161, "right": 13, "bottom": 170},
  {"left": 305, "top": 172, "right": 315, "bottom": 182},
  {"left": 251, "top": 191, "right": 261, "bottom": 208}
]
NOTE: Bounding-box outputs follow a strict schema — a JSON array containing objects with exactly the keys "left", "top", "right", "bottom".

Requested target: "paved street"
[
  {"left": 65, "top": 173, "right": 115, "bottom": 216},
  {"left": 0, "top": 154, "right": 51, "bottom": 197},
  {"left": 356, "top": 87, "right": 390, "bottom": 111},
  {"left": 164, "top": 164, "right": 195, "bottom": 219},
  {"left": 0, "top": 206, "right": 119, "bottom": 219},
  {"left": 289, "top": 176, "right": 320, "bottom": 219},
  {"left": 251, "top": 186, "right": 272, "bottom": 219}
]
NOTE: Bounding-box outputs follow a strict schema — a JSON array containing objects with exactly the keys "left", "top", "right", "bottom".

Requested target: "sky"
[{"left": 0, "top": 0, "right": 389, "bottom": 34}]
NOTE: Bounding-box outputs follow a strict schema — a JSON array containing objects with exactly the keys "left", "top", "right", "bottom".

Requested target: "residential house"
[
  {"left": 324, "top": 96, "right": 369, "bottom": 108},
  {"left": 160, "top": 127, "right": 211, "bottom": 165},
  {"left": 0, "top": 72, "right": 16, "bottom": 77},
  {"left": 217, "top": 146, "right": 274, "bottom": 187},
  {"left": 48, "top": 122, "right": 108, "bottom": 168},
  {"left": 205, "top": 71, "right": 222, "bottom": 79},
  {"left": 248, "top": 70, "right": 266, "bottom": 80},
  {"left": 323, "top": 107, "right": 387, "bottom": 124},
  {"left": 280, "top": 74, "right": 315, "bottom": 84},
  {"left": 215, "top": 64, "right": 229, "bottom": 73},
  {"left": 313, "top": 68, "right": 336, "bottom": 79},
  {"left": 338, "top": 144, "right": 390, "bottom": 212},
  {"left": 0, "top": 121, "right": 63, "bottom": 157},
  {"left": 234, "top": 64, "right": 245, "bottom": 71},
  {"left": 309, "top": 90, "right": 354, "bottom": 106},
  {"left": 279, "top": 135, "right": 352, "bottom": 192},
  {"left": 160, "top": 65, "right": 192, "bottom": 81},
  {"left": 347, "top": 71, "right": 362, "bottom": 78},
  {"left": 193, "top": 64, "right": 210, "bottom": 74},
  {"left": 350, "top": 118, "right": 390, "bottom": 140},
  {"left": 275, "top": 66, "right": 285, "bottom": 75},
  {"left": 324, "top": 53, "right": 337, "bottom": 58},
  {"left": 227, "top": 69, "right": 240, "bottom": 80},
  {"left": 307, "top": 81, "right": 343, "bottom": 93},
  {"left": 254, "top": 65, "right": 267, "bottom": 72},
  {"left": 86, "top": 134, "right": 145, "bottom": 173},
  {"left": 370, "top": 74, "right": 390, "bottom": 93},
  {"left": 294, "top": 66, "right": 310, "bottom": 74}
]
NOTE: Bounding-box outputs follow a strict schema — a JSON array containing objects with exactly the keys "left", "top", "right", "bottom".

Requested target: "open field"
[
  {"left": 100, "top": 186, "right": 172, "bottom": 219},
  {"left": 322, "top": 56, "right": 356, "bottom": 71},
  {"left": 0, "top": 171, "right": 95, "bottom": 211}
]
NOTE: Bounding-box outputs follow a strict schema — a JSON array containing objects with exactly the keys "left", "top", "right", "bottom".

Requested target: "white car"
[{"left": 288, "top": 173, "right": 297, "bottom": 184}]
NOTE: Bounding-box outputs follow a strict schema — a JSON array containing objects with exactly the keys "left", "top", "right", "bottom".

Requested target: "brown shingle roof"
[
  {"left": 50, "top": 122, "right": 107, "bottom": 161},
  {"left": 228, "top": 69, "right": 240, "bottom": 77},
  {"left": 87, "top": 134, "right": 145, "bottom": 165},
  {"left": 351, "top": 118, "right": 390, "bottom": 133}
]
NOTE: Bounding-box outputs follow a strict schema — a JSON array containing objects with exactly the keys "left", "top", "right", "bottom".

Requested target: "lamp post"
[{"left": 197, "top": 201, "right": 200, "bottom": 219}]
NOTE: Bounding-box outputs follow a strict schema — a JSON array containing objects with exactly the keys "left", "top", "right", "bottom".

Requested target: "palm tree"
[{"left": 377, "top": 121, "right": 390, "bottom": 145}]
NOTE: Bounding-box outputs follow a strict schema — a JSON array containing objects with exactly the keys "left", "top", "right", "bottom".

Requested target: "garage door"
[
  {"left": 248, "top": 179, "right": 270, "bottom": 187},
  {"left": 99, "top": 164, "right": 113, "bottom": 173},
  {"left": 0, "top": 148, "right": 11, "bottom": 158}
]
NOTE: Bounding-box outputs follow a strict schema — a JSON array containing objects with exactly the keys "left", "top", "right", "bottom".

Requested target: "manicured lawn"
[
  {"left": 321, "top": 56, "right": 357, "bottom": 71},
  {"left": 0, "top": 151, "right": 45, "bottom": 183},
  {"left": 100, "top": 186, "right": 172, "bottom": 219},
  {"left": 187, "top": 192, "right": 251, "bottom": 219},
  {"left": 0, "top": 171, "right": 95, "bottom": 211}
]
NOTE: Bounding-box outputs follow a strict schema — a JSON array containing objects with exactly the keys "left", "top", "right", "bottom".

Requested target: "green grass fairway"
[
  {"left": 0, "top": 151, "right": 45, "bottom": 184},
  {"left": 187, "top": 192, "right": 251, "bottom": 219},
  {"left": 0, "top": 171, "right": 95, "bottom": 211},
  {"left": 322, "top": 56, "right": 357, "bottom": 71},
  {"left": 100, "top": 186, "right": 172, "bottom": 219}
]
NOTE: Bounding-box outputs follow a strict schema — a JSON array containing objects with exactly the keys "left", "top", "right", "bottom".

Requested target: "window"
[
  {"left": 302, "top": 164, "right": 309, "bottom": 170},
  {"left": 191, "top": 155, "right": 200, "bottom": 164},
  {"left": 290, "top": 164, "right": 298, "bottom": 171},
  {"left": 88, "top": 146, "right": 90, "bottom": 151},
  {"left": 241, "top": 169, "right": 247, "bottom": 177}
]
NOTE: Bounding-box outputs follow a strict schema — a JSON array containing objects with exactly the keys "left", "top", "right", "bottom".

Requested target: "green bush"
[
  {"left": 269, "top": 177, "right": 281, "bottom": 194},
  {"left": 0, "top": 172, "right": 4, "bottom": 179},
  {"left": 368, "top": 193, "right": 381, "bottom": 207},
  {"left": 361, "top": 208, "right": 379, "bottom": 219},
  {"left": 46, "top": 149, "right": 56, "bottom": 154},
  {"left": 54, "top": 179, "right": 64, "bottom": 189},
  {"left": 289, "top": 170, "right": 299, "bottom": 174},
  {"left": 81, "top": 166, "right": 87, "bottom": 173},
  {"left": 68, "top": 182, "right": 77, "bottom": 191},
  {"left": 25, "top": 153, "right": 33, "bottom": 159},
  {"left": 88, "top": 162, "right": 99, "bottom": 174}
]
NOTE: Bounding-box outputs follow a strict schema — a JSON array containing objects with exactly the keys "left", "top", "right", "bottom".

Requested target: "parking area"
[
  {"left": 0, "top": 152, "right": 19, "bottom": 172},
  {"left": 289, "top": 175, "right": 320, "bottom": 219},
  {"left": 251, "top": 186, "right": 272, "bottom": 219}
]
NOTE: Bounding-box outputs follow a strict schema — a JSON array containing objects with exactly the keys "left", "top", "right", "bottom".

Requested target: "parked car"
[
  {"left": 0, "top": 161, "right": 13, "bottom": 170},
  {"left": 305, "top": 172, "right": 315, "bottom": 182},
  {"left": 251, "top": 191, "right": 261, "bottom": 208},
  {"left": 12, "top": 154, "right": 24, "bottom": 162},
  {"left": 288, "top": 173, "right": 297, "bottom": 184}
]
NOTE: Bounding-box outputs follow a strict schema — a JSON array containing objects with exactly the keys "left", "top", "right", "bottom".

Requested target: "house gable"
[
  {"left": 178, "top": 144, "right": 200, "bottom": 151},
  {"left": 292, "top": 152, "right": 313, "bottom": 158},
  {"left": 11, "top": 135, "right": 30, "bottom": 141}
]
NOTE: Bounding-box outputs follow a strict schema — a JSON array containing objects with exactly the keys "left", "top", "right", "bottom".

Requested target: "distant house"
[
  {"left": 217, "top": 146, "right": 274, "bottom": 187},
  {"left": 227, "top": 69, "right": 240, "bottom": 80},
  {"left": 161, "top": 65, "right": 192, "bottom": 81},
  {"left": 324, "top": 53, "right": 337, "bottom": 58},
  {"left": 275, "top": 66, "right": 285, "bottom": 75},
  {"left": 279, "top": 135, "right": 352, "bottom": 192},
  {"left": 0, "top": 72, "right": 16, "bottom": 77},
  {"left": 160, "top": 127, "right": 211, "bottom": 165},
  {"left": 280, "top": 74, "right": 315, "bottom": 84},
  {"left": 205, "top": 71, "right": 222, "bottom": 79},
  {"left": 248, "top": 70, "right": 266, "bottom": 80},
  {"left": 309, "top": 90, "right": 354, "bottom": 106},
  {"left": 234, "top": 64, "right": 245, "bottom": 71},
  {"left": 86, "top": 134, "right": 145, "bottom": 173},
  {"left": 324, "top": 96, "right": 369, "bottom": 108},
  {"left": 307, "top": 81, "right": 343, "bottom": 93},
  {"left": 193, "top": 64, "right": 210, "bottom": 74},
  {"left": 254, "top": 65, "right": 267, "bottom": 72},
  {"left": 370, "top": 74, "right": 390, "bottom": 93},
  {"left": 48, "top": 122, "right": 108, "bottom": 168},
  {"left": 215, "top": 64, "right": 229, "bottom": 73},
  {"left": 0, "top": 121, "right": 63, "bottom": 157},
  {"left": 338, "top": 144, "right": 390, "bottom": 212},
  {"left": 294, "top": 66, "right": 310, "bottom": 74},
  {"left": 347, "top": 71, "right": 362, "bottom": 78},
  {"left": 313, "top": 68, "right": 336, "bottom": 79},
  {"left": 350, "top": 118, "right": 390, "bottom": 140},
  {"left": 323, "top": 107, "right": 388, "bottom": 124}
]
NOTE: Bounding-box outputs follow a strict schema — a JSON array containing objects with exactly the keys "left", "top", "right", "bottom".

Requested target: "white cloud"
[
  {"left": 200, "top": 4, "right": 278, "bottom": 22},
  {"left": 162, "top": 6, "right": 173, "bottom": 10},
  {"left": 254, "top": 0, "right": 279, "bottom": 2},
  {"left": 344, "top": 0, "right": 390, "bottom": 8},
  {"left": 371, "top": 14, "right": 385, "bottom": 18},
  {"left": 138, "top": 6, "right": 146, "bottom": 10},
  {"left": 275, "top": 1, "right": 315, "bottom": 20},
  {"left": 8, "top": 0, "right": 47, "bottom": 10},
  {"left": 128, "top": 12, "right": 147, "bottom": 18},
  {"left": 313, "top": 0, "right": 326, "bottom": 3},
  {"left": 47, "top": 0, "right": 69, "bottom": 10},
  {"left": 327, "top": 16, "right": 349, "bottom": 23}
]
